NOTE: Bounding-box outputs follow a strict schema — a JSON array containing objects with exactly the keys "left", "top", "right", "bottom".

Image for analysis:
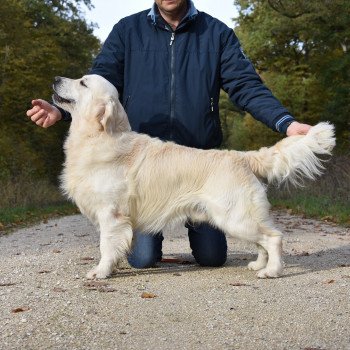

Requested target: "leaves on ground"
[
  {"left": 83, "top": 281, "right": 117, "bottom": 293},
  {"left": 161, "top": 258, "right": 194, "bottom": 265},
  {"left": 141, "top": 292, "right": 157, "bottom": 299},
  {"left": 11, "top": 306, "right": 30, "bottom": 313},
  {"left": 0, "top": 282, "right": 17, "bottom": 287},
  {"left": 229, "top": 282, "right": 250, "bottom": 287}
]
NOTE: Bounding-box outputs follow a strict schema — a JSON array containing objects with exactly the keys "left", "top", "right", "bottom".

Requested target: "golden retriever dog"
[{"left": 53, "top": 74, "right": 335, "bottom": 279}]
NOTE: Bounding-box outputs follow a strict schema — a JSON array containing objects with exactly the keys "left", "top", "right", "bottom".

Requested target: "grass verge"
[
  {"left": 270, "top": 194, "right": 350, "bottom": 227},
  {"left": 0, "top": 202, "right": 79, "bottom": 234},
  {"left": 1, "top": 195, "right": 348, "bottom": 235}
]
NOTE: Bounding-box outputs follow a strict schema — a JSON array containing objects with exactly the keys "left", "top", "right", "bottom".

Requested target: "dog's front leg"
[{"left": 86, "top": 210, "right": 133, "bottom": 279}]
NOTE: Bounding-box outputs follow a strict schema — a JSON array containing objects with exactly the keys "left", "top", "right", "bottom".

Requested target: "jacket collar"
[{"left": 147, "top": 0, "right": 198, "bottom": 30}]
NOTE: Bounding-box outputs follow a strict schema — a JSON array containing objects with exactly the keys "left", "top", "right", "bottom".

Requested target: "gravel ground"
[{"left": 0, "top": 211, "right": 349, "bottom": 350}]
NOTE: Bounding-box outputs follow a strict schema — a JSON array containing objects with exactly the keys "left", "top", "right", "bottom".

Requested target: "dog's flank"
[
  {"left": 54, "top": 74, "right": 336, "bottom": 280},
  {"left": 245, "top": 122, "right": 335, "bottom": 186}
]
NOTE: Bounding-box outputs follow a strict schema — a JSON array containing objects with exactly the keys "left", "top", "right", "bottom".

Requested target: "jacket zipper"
[
  {"left": 210, "top": 97, "right": 214, "bottom": 112},
  {"left": 123, "top": 95, "right": 130, "bottom": 110},
  {"left": 169, "top": 31, "right": 176, "bottom": 140}
]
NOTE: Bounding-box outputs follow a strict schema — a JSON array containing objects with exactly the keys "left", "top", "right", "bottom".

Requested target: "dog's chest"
[{"left": 63, "top": 161, "right": 129, "bottom": 212}]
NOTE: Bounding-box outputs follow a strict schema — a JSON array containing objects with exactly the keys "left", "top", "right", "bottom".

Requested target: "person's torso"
[{"left": 120, "top": 10, "right": 229, "bottom": 149}]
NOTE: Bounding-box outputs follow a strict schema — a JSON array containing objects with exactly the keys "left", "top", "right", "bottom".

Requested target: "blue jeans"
[{"left": 127, "top": 222, "right": 227, "bottom": 268}]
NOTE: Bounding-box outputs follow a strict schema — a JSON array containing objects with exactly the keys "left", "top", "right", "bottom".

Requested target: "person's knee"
[
  {"left": 128, "top": 253, "right": 158, "bottom": 269},
  {"left": 188, "top": 223, "right": 227, "bottom": 267},
  {"left": 127, "top": 232, "right": 163, "bottom": 269},
  {"left": 194, "top": 250, "right": 227, "bottom": 267}
]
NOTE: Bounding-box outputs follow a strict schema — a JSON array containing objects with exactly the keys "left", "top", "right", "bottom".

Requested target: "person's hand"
[
  {"left": 286, "top": 121, "right": 312, "bottom": 136},
  {"left": 26, "top": 99, "right": 62, "bottom": 128}
]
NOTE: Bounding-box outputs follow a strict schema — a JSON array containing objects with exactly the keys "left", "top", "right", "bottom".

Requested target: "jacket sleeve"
[
  {"left": 220, "top": 29, "right": 295, "bottom": 133},
  {"left": 89, "top": 20, "right": 126, "bottom": 101},
  {"left": 53, "top": 104, "right": 72, "bottom": 122}
]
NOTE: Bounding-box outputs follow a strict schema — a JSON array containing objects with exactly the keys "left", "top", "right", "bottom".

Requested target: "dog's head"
[{"left": 52, "top": 74, "right": 131, "bottom": 135}]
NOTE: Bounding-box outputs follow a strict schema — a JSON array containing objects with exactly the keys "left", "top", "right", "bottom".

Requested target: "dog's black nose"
[{"left": 54, "top": 76, "right": 62, "bottom": 84}]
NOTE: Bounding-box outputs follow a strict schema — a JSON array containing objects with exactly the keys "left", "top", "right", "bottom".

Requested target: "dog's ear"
[{"left": 100, "top": 99, "right": 131, "bottom": 135}]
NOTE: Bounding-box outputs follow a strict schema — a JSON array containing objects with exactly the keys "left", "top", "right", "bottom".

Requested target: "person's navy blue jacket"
[{"left": 61, "top": 1, "right": 295, "bottom": 149}]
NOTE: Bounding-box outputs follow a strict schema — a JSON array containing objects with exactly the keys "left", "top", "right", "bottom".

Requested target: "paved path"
[{"left": 0, "top": 211, "right": 349, "bottom": 350}]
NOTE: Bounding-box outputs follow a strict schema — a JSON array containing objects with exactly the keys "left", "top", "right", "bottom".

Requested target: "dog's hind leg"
[
  {"left": 255, "top": 224, "right": 283, "bottom": 278},
  {"left": 247, "top": 244, "right": 268, "bottom": 271},
  {"left": 86, "top": 210, "right": 133, "bottom": 279}
]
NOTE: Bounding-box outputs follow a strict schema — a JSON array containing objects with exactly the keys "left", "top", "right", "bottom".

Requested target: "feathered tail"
[{"left": 244, "top": 122, "right": 336, "bottom": 186}]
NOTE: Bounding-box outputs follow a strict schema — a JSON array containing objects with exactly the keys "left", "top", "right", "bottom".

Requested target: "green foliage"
[
  {"left": 270, "top": 194, "right": 350, "bottom": 226},
  {"left": 0, "top": 202, "right": 78, "bottom": 233},
  {"left": 0, "top": 0, "right": 100, "bottom": 186},
  {"left": 219, "top": 92, "right": 282, "bottom": 151},
  {"left": 269, "top": 154, "right": 350, "bottom": 226},
  {"left": 230, "top": 0, "right": 350, "bottom": 150}
]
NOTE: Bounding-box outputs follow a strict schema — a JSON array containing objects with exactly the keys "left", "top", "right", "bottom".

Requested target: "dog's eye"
[{"left": 80, "top": 80, "right": 88, "bottom": 87}]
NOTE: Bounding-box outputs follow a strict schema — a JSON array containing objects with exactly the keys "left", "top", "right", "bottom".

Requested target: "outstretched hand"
[
  {"left": 26, "top": 99, "right": 62, "bottom": 128},
  {"left": 286, "top": 121, "right": 312, "bottom": 136}
]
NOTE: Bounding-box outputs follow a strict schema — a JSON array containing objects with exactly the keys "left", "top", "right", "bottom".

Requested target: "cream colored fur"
[{"left": 53, "top": 74, "right": 336, "bottom": 279}]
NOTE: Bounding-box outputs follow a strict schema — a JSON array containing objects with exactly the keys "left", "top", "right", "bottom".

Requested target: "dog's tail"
[{"left": 244, "top": 122, "right": 336, "bottom": 186}]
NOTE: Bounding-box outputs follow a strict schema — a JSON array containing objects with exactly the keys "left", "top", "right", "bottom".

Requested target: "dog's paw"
[
  {"left": 247, "top": 261, "right": 266, "bottom": 271},
  {"left": 256, "top": 267, "right": 283, "bottom": 279},
  {"left": 86, "top": 265, "right": 111, "bottom": 280}
]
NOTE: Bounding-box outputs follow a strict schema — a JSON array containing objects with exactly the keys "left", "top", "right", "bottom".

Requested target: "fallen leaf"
[
  {"left": 83, "top": 281, "right": 109, "bottom": 289},
  {"left": 11, "top": 306, "right": 30, "bottom": 313},
  {"left": 52, "top": 249, "right": 61, "bottom": 253},
  {"left": 83, "top": 281, "right": 117, "bottom": 292},
  {"left": 80, "top": 257, "right": 95, "bottom": 261},
  {"left": 98, "top": 286, "right": 118, "bottom": 293},
  {"left": 179, "top": 260, "right": 193, "bottom": 265},
  {"left": 141, "top": 292, "right": 157, "bottom": 299},
  {"left": 53, "top": 287, "right": 67, "bottom": 293},
  {"left": 0, "top": 282, "right": 17, "bottom": 287},
  {"left": 321, "top": 215, "right": 335, "bottom": 222},
  {"left": 161, "top": 258, "right": 193, "bottom": 265},
  {"left": 38, "top": 270, "right": 51, "bottom": 274},
  {"left": 161, "top": 258, "right": 182, "bottom": 263},
  {"left": 0, "top": 222, "right": 5, "bottom": 230},
  {"left": 323, "top": 279, "right": 335, "bottom": 284},
  {"left": 229, "top": 282, "right": 250, "bottom": 287}
]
